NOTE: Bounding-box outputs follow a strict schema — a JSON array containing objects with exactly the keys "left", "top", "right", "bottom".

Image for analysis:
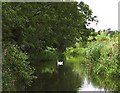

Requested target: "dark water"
[{"left": 26, "top": 60, "right": 119, "bottom": 92}]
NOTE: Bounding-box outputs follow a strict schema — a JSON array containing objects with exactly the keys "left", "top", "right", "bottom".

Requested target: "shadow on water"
[{"left": 26, "top": 61, "right": 82, "bottom": 91}]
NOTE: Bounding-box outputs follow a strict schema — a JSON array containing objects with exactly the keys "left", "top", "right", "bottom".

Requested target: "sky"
[{"left": 76, "top": 0, "right": 119, "bottom": 31}]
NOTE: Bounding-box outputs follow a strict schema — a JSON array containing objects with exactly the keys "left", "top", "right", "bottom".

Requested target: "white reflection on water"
[{"left": 78, "top": 77, "right": 105, "bottom": 91}]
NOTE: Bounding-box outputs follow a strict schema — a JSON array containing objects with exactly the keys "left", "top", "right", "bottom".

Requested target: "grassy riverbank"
[{"left": 65, "top": 31, "right": 120, "bottom": 91}]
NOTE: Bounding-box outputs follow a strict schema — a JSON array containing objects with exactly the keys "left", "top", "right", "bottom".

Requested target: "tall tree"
[{"left": 2, "top": 2, "right": 97, "bottom": 60}]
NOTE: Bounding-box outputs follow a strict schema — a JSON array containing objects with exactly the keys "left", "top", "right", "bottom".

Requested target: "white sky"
[{"left": 76, "top": 0, "right": 119, "bottom": 31}]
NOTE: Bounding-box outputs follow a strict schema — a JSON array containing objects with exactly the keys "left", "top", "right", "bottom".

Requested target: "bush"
[
  {"left": 84, "top": 32, "right": 120, "bottom": 77},
  {"left": 2, "top": 43, "right": 36, "bottom": 91},
  {"left": 98, "top": 41, "right": 119, "bottom": 77}
]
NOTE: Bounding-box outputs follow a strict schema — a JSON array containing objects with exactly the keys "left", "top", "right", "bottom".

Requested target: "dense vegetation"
[
  {"left": 85, "top": 31, "right": 119, "bottom": 76},
  {"left": 2, "top": 43, "right": 36, "bottom": 91},
  {"left": 2, "top": 2, "right": 119, "bottom": 91},
  {"left": 2, "top": 2, "right": 97, "bottom": 91},
  {"left": 66, "top": 31, "right": 120, "bottom": 91}
]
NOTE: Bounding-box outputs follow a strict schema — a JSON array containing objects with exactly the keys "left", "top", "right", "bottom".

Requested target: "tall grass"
[
  {"left": 66, "top": 31, "right": 119, "bottom": 78},
  {"left": 85, "top": 31, "right": 119, "bottom": 78},
  {"left": 65, "top": 31, "right": 120, "bottom": 91}
]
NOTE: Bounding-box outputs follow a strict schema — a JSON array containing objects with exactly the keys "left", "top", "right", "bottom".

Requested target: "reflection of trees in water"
[
  {"left": 27, "top": 59, "right": 120, "bottom": 91},
  {"left": 86, "top": 68, "right": 120, "bottom": 91},
  {"left": 26, "top": 62, "right": 83, "bottom": 91}
]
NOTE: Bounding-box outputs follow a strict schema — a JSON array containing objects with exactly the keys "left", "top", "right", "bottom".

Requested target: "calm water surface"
[{"left": 26, "top": 60, "right": 118, "bottom": 92}]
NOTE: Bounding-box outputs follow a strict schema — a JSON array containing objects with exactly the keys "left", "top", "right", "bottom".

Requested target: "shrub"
[
  {"left": 85, "top": 42, "right": 103, "bottom": 62},
  {"left": 85, "top": 33, "right": 120, "bottom": 77},
  {"left": 2, "top": 43, "right": 36, "bottom": 91}
]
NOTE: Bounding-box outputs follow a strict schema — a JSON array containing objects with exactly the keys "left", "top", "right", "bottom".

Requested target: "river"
[{"left": 26, "top": 60, "right": 119, "bottom": 92}]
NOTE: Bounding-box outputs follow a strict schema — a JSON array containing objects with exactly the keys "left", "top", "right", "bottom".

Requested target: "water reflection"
[
  {"left": 26, "top": 60, "right": 119, "bottom": 92},
  {"left": 26, "top": 61, "right": 82, "bottom": 91},
  {"left": 78, "top": 77, "right": 105, "bottom": 91},
  {"left": 87, "top": 70, "right": 120, "bottom": 91}
]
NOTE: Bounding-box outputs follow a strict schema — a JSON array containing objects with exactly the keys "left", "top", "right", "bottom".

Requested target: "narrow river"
[{"left": 26, "top": 60, "right": 118, "bottom": 92}]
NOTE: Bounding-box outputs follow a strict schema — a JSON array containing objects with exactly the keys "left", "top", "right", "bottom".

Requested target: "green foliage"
[
  {"left": 85, "top": 42, "right": 103, "bottom": 62},
  {"left": 40, "top": 47, "right": 57, "bottom": 62},
  {"left": 3, "top": 2, "right": 107, "bottom": 91},
  {"left": 66, "top": 31, "right": 119, "bottom": 88},
  {"left": 2, "top": 43, "right": 36, "bottom": 91},
  {"left": 98, "top": 42, "right": 119, "bottom": 77},
  {"left": 2, "top": 2, "right": 97, "bottom": 57},
  {"left": 65, "top": 39, "right": 87, "bottom": 59},
  {"left": 84, "top": 31, "right": 120, "bottom": 78},
  {"left": 87, "top": 69, "right": 120, "bottom": 91},
  {"left": 65, "top": 31, "right": 120, "bottom": 91},
  {"left": 95, "top": 31, "right": 110, "bottom": 41}
]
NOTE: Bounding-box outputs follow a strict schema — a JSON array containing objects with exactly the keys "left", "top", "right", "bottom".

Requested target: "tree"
[{"left": 2, "top": 2, "right": 97, "bottom": 61}]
